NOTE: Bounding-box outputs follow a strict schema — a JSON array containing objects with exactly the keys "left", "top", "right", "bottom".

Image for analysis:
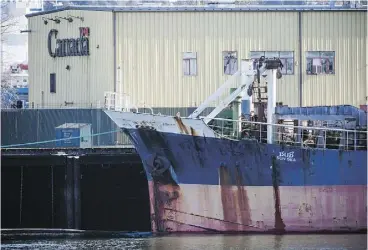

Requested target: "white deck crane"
[{"left": 188, "top": 56, "right": 283, "bottom": 143}]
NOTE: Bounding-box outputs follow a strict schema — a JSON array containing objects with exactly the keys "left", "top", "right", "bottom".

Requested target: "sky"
[{"left": 2, "top": 2, "right": 30, "bottom": 66}]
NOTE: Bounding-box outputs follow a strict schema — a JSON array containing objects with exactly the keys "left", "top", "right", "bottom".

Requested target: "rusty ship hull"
[{"left": 106, "top": 111, "right": 367, "bottom": 233}]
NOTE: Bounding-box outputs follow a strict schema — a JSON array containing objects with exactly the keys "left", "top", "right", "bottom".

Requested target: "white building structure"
[{"left": 25, "top": 4, "right": 367, "bottom": 111}]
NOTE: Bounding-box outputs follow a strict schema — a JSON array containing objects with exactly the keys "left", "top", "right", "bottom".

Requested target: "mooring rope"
[{"left": 1, "top": 129, "right": 121, "bottom": 148}]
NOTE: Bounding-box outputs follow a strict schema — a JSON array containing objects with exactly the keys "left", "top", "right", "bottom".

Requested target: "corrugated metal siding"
[
  {"left": 116, "top": 11, "right": 300, "bottom": 108},
  {"left": 302, "top": 11, "right": 367, "bottom": 107},
  {"left": 28, "top": 10, "right": 366, "bottom": 109},
  {"left": 28, "top": 10, "right": 114, "bottom": 108},
  {"left": 1, "top": 109, "right": 120, "bottom": 148}
]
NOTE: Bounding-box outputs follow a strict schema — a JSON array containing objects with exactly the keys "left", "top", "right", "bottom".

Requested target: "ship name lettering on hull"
[{"left": 277, "top": 151, "right": 296, "bottom": 162}]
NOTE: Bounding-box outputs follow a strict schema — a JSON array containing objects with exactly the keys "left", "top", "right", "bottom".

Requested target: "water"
[{"left": 1, "top": 234, "right": 366, "bottom": 250}]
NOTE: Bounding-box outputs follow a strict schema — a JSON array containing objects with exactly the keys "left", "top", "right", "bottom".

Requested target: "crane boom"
[{"left": 188, "top": 56, "right": 283, "bottom": 125}]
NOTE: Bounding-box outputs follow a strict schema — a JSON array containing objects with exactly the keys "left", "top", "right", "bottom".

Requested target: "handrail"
[
  {"left": 136, "top": 102, "right": 154, "bottom": 114},
  {"left": 207, "top": 117, "right": 367, "bottom": 133},
  {"left": 206, "top": 117, "right": 367, "bottom": 151},
  {"left": 103, "top": 91, "right": 154, "bottom": 114}
]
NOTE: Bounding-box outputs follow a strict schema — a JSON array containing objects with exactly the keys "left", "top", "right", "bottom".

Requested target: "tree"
[
  {"left": 1, "top": 68, "right": 19, "bottom": 109},
  {"left": 1, "top": 2, "right": 18, "bottom": 37},
  {"left": 1, "top": 72, "right": 19, "bottom": 108},
  {"left": 1, "top": 2, "right": 20, "bottom": 109},
  {"left": 1, "top": 2, "right": 19, "bottom": 60}
]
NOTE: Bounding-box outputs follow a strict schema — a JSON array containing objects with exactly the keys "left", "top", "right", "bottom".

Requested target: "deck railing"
[{"left": 207, "top": 117, "right": 368, "bottom": 151}]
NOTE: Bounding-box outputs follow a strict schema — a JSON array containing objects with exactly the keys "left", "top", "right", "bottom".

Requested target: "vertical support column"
[
  {"left": 113, "top": 11, "right": 117, "bottom": 93},
  {"left": 267, "top": 69, "right": 277, "bottom": 144},
  {"left": 65, "top": 156, "right": 74, "bottom": 229},
  {"left": 298, "top": 11, "right": 303, "bottom": 107},
  {"left": 296, "top": 120, "right": 302, "bottom": 146},
  {"left": 65, "top": 156, "right": 81, "bottom": 229},
  {"left": 19, "top": 165, "right": 24, "bottom": 227},
  {"left": 73, "top": 156, "right": 81, "bottom": 230},
  {"left": 232, "top": 97, "right": 241, "bottom": 135},
  {"left": 240, "top": 60, "right": 253, "bottom": 120},
  {"left": 51, "top": 165, "right": 54, "bottom": 228}
]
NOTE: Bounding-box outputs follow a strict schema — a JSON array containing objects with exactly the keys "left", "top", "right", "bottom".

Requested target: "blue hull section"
[
  {"left": 127, "top": 128, "right": 367, "bottom": 187},
  {"left": 123, "top": 127, "right": 367, "bottom": 233}
]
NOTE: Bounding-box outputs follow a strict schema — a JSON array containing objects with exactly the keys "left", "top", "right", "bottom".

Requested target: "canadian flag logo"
[{"left": 79, "top": 27, "right": 90, "bottom": 38}]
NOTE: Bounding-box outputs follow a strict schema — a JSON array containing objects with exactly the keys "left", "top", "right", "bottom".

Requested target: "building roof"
[
  {"left": 56, "top": 123, "right": 91, "bottom": 129},
  {"left": 16, "top": 88, "right": 28, "bottom": 95},
  {"left": 25, "top": 5, "right": 367, "bottom": 18}
]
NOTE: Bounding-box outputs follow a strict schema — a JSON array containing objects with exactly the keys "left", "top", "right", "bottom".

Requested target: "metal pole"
[
  {"left": 267, "top": 70, "right": 277, "bottom": 144},
  {"left": 298, "top": 12, "right": 303, "bottom": 107},
  {"left": 113, "top": 11, "right": 117, "bottom": 93},
  {"left": 240, "top": 60, "right": 251, "bottom": 119},
  {"left": 73, "top": 157, "right": 81, "bottom": 230}
]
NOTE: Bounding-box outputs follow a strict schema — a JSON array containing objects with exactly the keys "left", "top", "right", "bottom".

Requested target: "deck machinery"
[
  {"left": 188, "top": 56, "right": 367, "bottom": 151},
  {"left": 273, "top": 105, "right": 367, "bottom": 150}
]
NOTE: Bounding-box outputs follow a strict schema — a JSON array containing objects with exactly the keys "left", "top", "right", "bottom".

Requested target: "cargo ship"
[{"left": 105, "top": 57, "right": 367, "bottom": 233}]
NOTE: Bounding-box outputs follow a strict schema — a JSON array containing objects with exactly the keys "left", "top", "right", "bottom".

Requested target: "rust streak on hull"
[{"left": 148, "top": 182, "right": 367, "bottom": 233}]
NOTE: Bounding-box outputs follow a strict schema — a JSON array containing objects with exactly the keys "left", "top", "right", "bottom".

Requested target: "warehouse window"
[
  {"left": 250, "top": 51, "right": 294, "bottom": 75},
  {"left": 50, "top": 73, "right": 56, "bottom": 93},
  {"left": 183, "top": 52, "right": 197, "bottom": 76},
  {"left": 306, "top": 51, "right": 335, "bottom": 75},
  {"left": 223, "top": 51, "right": 238, "bottom": 75}
]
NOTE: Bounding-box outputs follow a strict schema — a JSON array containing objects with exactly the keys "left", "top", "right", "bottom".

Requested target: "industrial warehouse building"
[{"left": 26, "top": 6, "right": 367, "bottom": 112}]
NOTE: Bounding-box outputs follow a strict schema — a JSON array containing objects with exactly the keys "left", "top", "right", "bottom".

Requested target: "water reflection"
[
  {"left": 2, "top": 234, "right": 367, "bottom": 250},
  {"left": 274, "top": 235, "right": 282, "bottom": 250}
]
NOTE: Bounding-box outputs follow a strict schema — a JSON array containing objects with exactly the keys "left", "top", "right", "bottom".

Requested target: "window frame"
[
  {"left": 249, "top": 51, "right": 295, "bottom": 75},
  {"left": 182, "top": 52, "right": 197, "bottom": 76},
  {"left": 50, "top": 73, "right": 56, "bottom": 93},
  {"left": 306, "top": 51, "right": 335, "bottom": 75},
  {"left": 223, "top": 51, "right": 238, "bottom": 75}
]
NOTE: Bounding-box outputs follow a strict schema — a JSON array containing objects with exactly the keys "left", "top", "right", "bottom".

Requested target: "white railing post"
[
  {"left": 221, "top": 119, "right": 224, "bottom": 137},
  {"left": 346, "top": 131, "right": 349, "bottom": 150},
  {"left": 259, "top": 124, "right": 262, "bottom": 142},
  {"left": 104, "top": 91, "right": 139, "bottom": 112}
]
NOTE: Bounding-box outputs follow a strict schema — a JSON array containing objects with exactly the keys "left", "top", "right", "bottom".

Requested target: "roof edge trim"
[{"left": 25, "top": 6, "right": 367, "bottom": 18}]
